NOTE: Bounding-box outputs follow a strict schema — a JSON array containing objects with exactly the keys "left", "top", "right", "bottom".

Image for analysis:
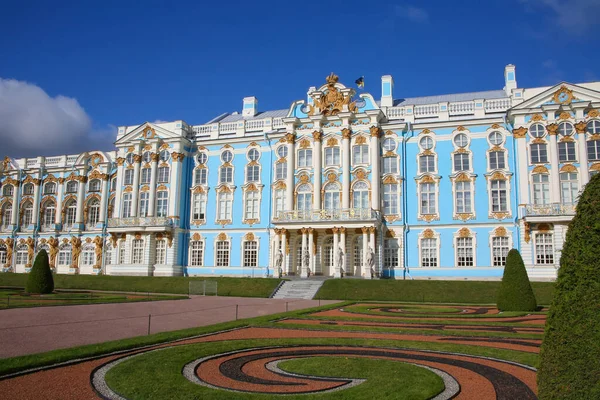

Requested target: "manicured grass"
[
  {"left": 0, "top": 288, "right": 186, "bottom": 309},
  {"left": 317, "top": 279, "right": 555, "bottom": 305},
  {"left": 342, "top": 304, "right": 546, "bottom": 319},
  {"left": 0, "top": 274, "right": 282, "bottom": 298},
  {"left": 104, "top": 337, "right": 537, "bottom": 400}
]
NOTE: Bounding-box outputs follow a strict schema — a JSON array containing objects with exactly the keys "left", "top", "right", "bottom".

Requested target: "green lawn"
[
  {"left": 316, "top": 279, "right": 555, "bottom": 305},
  {"left": 0, "top": 288, "right": 186, "bottom": 309},
  {"left": 0, "top": 274, "right": 282, "bottom": 298}
]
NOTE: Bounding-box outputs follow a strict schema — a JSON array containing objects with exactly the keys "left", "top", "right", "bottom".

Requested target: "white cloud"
[
  {"left": 394, "top": 4, "right": 429, "bottom": 23},
  {"left": 0, "top": 78, "right": 115, "bottom": 159},
  {"left": 519, "top": 0, "right": 600, "bottom": 34}
]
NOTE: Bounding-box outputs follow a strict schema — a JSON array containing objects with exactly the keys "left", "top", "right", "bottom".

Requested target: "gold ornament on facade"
[
  {"left": 491, "top": 212, "right": 510, "bottom": 220},
  {"left": 116, "top": 157, "right": 125, "bottom": 166},
  {"left": 123, "top": 186, "right": 133, "bottom": 193},
  {"left": 421, "top": 129, "right": 431, "bottom": 135},
  {"left": 456, "top": 126, "right": 466, "bottom": 131},
  {"left": 47, "top": 237, "right": 59, "bottom": 268},
  {"left": 143, "top": 126, "right": 156, "bottom": 139},
  {"left": 140, "top": 185, "right": 150, "bottom": 192},
  {"left": 384, "top": 215, "right": 400, "bottom": 223},
  {"left": 587, "top": 109, "right": 599, "bottom": 118},
  {"left": 327, "top": 173, "right": 337, "bottom": 182},
  {"left": 133, "top": 154, "right": 142, "bottom": 163},
  {"left": 458, "top": 227, "right": 471, "bottom": 238},
  {"left": 298, "top": 138, "right": 311, "bottom": 149},
  {"left": 299, "top": 174, "right": 309, "bottom": 184},
  {"left": 222, "top": 144, "right": 232, "bottom": 149},
  {"left": 489, "top": 145, "right": 503, "bottom": 152},
  {"left": 85, "top": 237, "right": 92, "bottom": 244},
  {"left": 172, "top": 152, "right": 185, "bottom": 162},
  {"left": 524, "top": 222, "right": 531, "bottom": 243},
  {"left": 531, "top": 114, "right": 544, "bottom": 122},
  {"left": 558, "top": 111, "right": 572, "bottom": 120},
  {"left": 156, "top": 184, "right": 168, "bottom": 191},
  {"left": 546, "top": 123, "right": 559, "bottom": 135},
  {"left": 531, "top": 137, "right": 546, "bottom": 144},
  {"left": 422, "top": 229, "right": 434, "bottom": 239},
  {"left": 274, "top": 181, "right": 286, "bottom": 190},
  {"left": 3, "top": 177, "right": 20, "bottom": 186},
  {"left": 455, "top": 148, "right": 468, "bottom": 154},
  {"left": 243, "top": 218, "right": 259, "bottom": 226},
  {"left": 494, "top": 227, "right": 508, "bottom": 237},
  {"left": 216, "top": 219, "right": 232, "bottom": 227},
  {"left": 307, "top": 73, "right": 356, "bottom": 116},
  {"left": 369, "top": 126, "right": 381, "bottom": 137},
  {"left": 341, "top": 128, "right": 352, "bottom": 139},
  {"left": 160, "top": 143, "right": 170, "bottom": 150},
  {"left": 22, "top": 175, "right": 41, "bottom": 185},
  {"left": 312, "top": 131, "right": 322, "bottom": 142},
  {"left": 456, "top": 213, "right": 474, "bottom": 221},
  {"left": 93, "top": 236, "right": 103, "bottom": 268},
  {"left": 284, "top": 133, "right": 295, "bottom": 144},
  {"left": 143, "top": 144, "right": 152, "bottom": 151},
  {"left": 590, "top": 163, "right": 600, "bottom": 171},
  {"left": 574, "top": 121, "right": 587, "bottom": 134},
  {"left": 491, "top": 123, "right": 501, "bottom": 129},
  {"left": 455, "top": 173, "right": 472, "bottom": 183},
  {"left": 421, "top": 149, "right": 433, "bottom": 156},
  {"left": 559, "top": 136, "right": 575, "bottom": 143},
  {"left": 421, "top": 214, "right": 438, "bottom": 222},
  {"left": 326, "top": 137, "right": 339, "bottom": 147},
  {"left": 244, "top": 232, "right": 255, "bottom": 241},
  {"left": 383, "top": 150, "right": 396, "bottom": 157},
  {"left": 512, "top": 126, "right": 528, "bottom": 139},
  {"left": 2, "top": 156, "right": 11, "bottom": 171},
  {"left": 165, "top": 231, "right": 173, "bottom": 247},
  {"left": 532, "top": 165, "right": 549, "bottom": 174},
  {"left": 43, "top": 174, "right": 57, "bottom": 183},
  {"left": 355, "top": 135, "right": 367, "bottom": 145},
  {"left": 89, "top": 170, "right": 109, "bottom": 181},
  {"left": 419, "top": 175, "right": 435, "bottom": 184},
  {"left": 142, "top": 162, "right": 151, "bottom": 169},
  {"left": 127, "top": 146, "right": 135, "bottom": 154},
  {"left": 552, "top": 86, "right": 575, "bottom": 105},
  {"left": 217, "top": 233, "right": 228, "bottom": 241},
  {"left": 193, "top": 186, "right": 205, "bottom": 194},
  {"left": 246, "top": 183, "right": 258, "bottom": 191},
  {"left": 70, "top": 237, "right": 82, "bottom": 269},
  {"left": 354, "top": 169, "right": 366, "bottom": 180},
  {"left": 58, "top": 178, "right": 66, "bottom": 184},
  {"left": 192, "top": 233, "right": 201, "bottom": 241},
  {"left": 490, "top": 171, "right": 508, "bottom": 181},
  {"left": 216, "top": 185, "right": 232, "bottom": 193},
  {"left": 538, "top": 223, "right": 551, "bottom": 233},
  {"left": 382, "top": 175, "right": 398, "bottom": 184},
  {"left": 26, "top": 237, "right": 35, "bottom": 267},
  {"left": 385, "top": 130, "right": 396, "bottom": 136}
]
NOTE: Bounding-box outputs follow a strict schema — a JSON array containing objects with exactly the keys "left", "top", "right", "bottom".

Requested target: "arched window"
[
  {"left": 21, "top": 201, "right": 33, "bottom": 226},
  {"left": 323, "top": 182, "right": 340, "bottom": 211},
  {"left": 216, "top": 240, "right": 230, "bottom": 267},
  {"left": 353, "top": 181, "right": 370, "bottom": 210},
  {"left": 274, "top": 189, "right": 285, "bottom": 218},
  {"left": 455, "top": 181, "right": 472, "bottom": 214},
  {"left": 139, "top": 192, "right": 149, "bottom": 217},
  {"left": 218, "top": 191, "right": 233, "bottom": 220},
  {"left": 42, "top": 200, "right": 56, "bottom": 228},
  {"left": 420, "top": 182, "right": 436, "bottom": 215},
  {"left": 88, "top": 179, "right": 101, "bottom": 192},
  {"left": 23, "top": 183, "right": 34, "bottom": 195},
  {"left": 87, "top": 198, "right": 100, "bottom": 226},
  {"left": 58, "top": 244, "right": 72, "bottom": 267},
  {"left": 491, "top": 180, "right": 508, "bottom": 212},
  {"left": 190, "top": 240, "right": 204, "bottom": 266},
  {"left": 63, "top": 199, "right": 77, "bottom": 226},
  {"left": 157, "top": 166, "right": 170, "bottom": 183},
  {"left": 66, "top": 181, "right": 78, "bottom": 194},
  {"left": 530, "top": 123, "right": 545, "bottom": 138},
  {"left": 1, "top": 202, "right": 12, "bottom": 228},
  {"left": 2, "top": 185, "right": 13, "bottom": 197},
  {"left": 142, "top": 151, "right": 152, "bottom": 163},
  {"left": 44, "top": 182, "right": 56, "bottom": 195},
  {"left": 384, "top": 238, "right": 399, "bottom": 269},
  {"left": 296, "top": 184, "right": 312, "bottom": 211},
  {"left": 81, "top": 245, "right": 95, "bottom": 267},
  {"left": 532, "top": 174, "right": 550, "bottom": 205},
  {"left": 122, "top": 193, "right": 132, "bottom": 218},
  {"left": 156, "top": 191, "right": 169, "bottom": 217},
  {"left": 16, "top": 244, "right": 28, "bottom": 265}
]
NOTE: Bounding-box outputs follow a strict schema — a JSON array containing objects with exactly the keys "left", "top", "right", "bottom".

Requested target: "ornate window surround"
[
  {"left": 240, "top": 232, "right": 260, "bottom": 268},
  {"left": 415, "top": 175, "right": 440, "bottom": 222},
  {"left": 452, "top": 227, "right": 477, "bottom": 268},
  {"left": 485, "top": 171, "right": 513, "bottom": 220},
  {"left": 488, "top": 226, "right": 512, "bottom": 267},
  {"left": 242, "top": 183, "right": 263, "bottom": 225},
  {"left": 450, "top": 173, "right": 476, "bottom": 221},
  {"left": 418, "top": 229, "right": 440, "bottom": 268},
  {"left": 189, "top": 233, "right": 205, "bottom": 267},
  {"left": 214, "top": 232, "right": 232, "bottom": 267}
]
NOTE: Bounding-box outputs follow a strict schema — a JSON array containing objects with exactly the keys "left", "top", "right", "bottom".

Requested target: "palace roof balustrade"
[
  {"left": 273, "top": 208, "right": 381, "bottom": 226},
  {"left": 523, "top": 203, "right": 576, "bottom": 222}
]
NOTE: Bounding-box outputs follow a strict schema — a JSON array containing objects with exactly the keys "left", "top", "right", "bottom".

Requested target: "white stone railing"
[
  {"left": 386, "top": 98, "right": 511, "bottom": 121},
  {"left": 484, "top": 98, "right": 511, "bottom": 111},
  {"left": 107, "top": 217, "right": 174, "bottom": 228},
  {"left": 45, "top": 157, "right": 62, "bottom": 166},
  {"left": 387, "top": 107, "right": 405, "bottom": 118},
  {"left": 449, "top": 101, "right": 474, "bottom": 116},
  {"left": 414, "top": 104, "right": 439, "bottom": 117},
  {"left": 192, "top": 116, "right": 287, "bottom": 138},
  {"left": 274, "top": 208, "right": 380, "bottom": 223},
  {"left": 524, "top": 203, "right": 576, "bottom": 217}
]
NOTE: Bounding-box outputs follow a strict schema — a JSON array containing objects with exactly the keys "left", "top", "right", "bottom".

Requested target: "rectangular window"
[
  {"left": 157, "top": 167, "right": 170, "bottom": 183},
  {"left": 22, "top": 208, "right": 33, "bottom": 226},
  {"left": 138, "top": 192, "right": 149, "bottom": 217},
  {"left": 156, "top": 192, "right": 168, "bottom": 217},
  {"left": 124, "top": 169, "right": 134, "bottom": 185},
  {"left": 489, "top": 151, "right": 506, "bottom": 170},
  {"left": 274, "top": 190, "right": 285, "bottom": 218},
  {"left": 131, "top": 239, "right": 144, "bottom": 264},
  {"left": 558, "top": 142, "right": 576, "bottom": 162},
  {"left": 82, "top": 250, "right": 94, "bottom": 266},
  {"left": 421, "top": 238, "right": 437, "bottom": 267},
  {"left": 275, "top": 162, "right": 287, "bottom": 180},
  {"left": 105, "top": 247, "right": 112, "bottom": 265},
  {"left": 192, "top": 193, "right": 206, "bottom": 220},
  {"left": 491, "top": 180, "right": 508, "bottom": 212},
  {"left": 325, "top": 147, "right": 340, "bottom": 166},
  {"left": 218, "top": 192, "right": 233, "bottom": 220},
  {"left": 383, "top": 184, "right": 398, "bottom": 214},
  {"left": 453, "top": 153, "right": 470, "bottom": 171},
  {"left": 587, "top": 140, "right": 600, "bottom": 161},
  {"left": 419, "top": 155, "right": 435, "bottom": 173},
  {"left": 219, "top": 167, "right": 233, "bottom": 184},
  {"left": 194, "top": 169, "right": 207, "bottom": 186},
  {"left": 420, "top": 182, "right": 436, "bottom": 215},
  {"left": 246, "top": 165, "right": 260, "bottom": 182},
  {"left": 122, "top": 194, "right": 132, "bottom": 218},
  {"left": 243, "top": 241, "right": 258, "bottom": 267},
  {"left": 216, "top": 241, "right": 230, "bottom": 267},
  {"left": 298, "top": 149, "right": 313, "bottom": 168},
  {"left": 88, "top": 204, "right": 100, "bottom": 226},
  {"left": 383, "top": 157, "right": 398, "bottom": 174},
  {"left": 560, "top": 172, "right": 579, "bottom": 204},
  {"left": 141, "top": 168, "right": 151, "bottom": 184},
  {"left": 65, "top": 206, "right": 76, "bottom": 226},
  {"left": 455, "top": 181, "right": 472, "bottom": 213},
  {"left": 190, "top": 241, "right": 204, "bottom": 266},
  {"left": 324, "top": 191, "right": 340, "bottom": 211},
  {"left": 16, "top": 248, "right": 28, "bottom": 265},
  {"left": 297, "top": 192, "right": 313, "bottom": 211},
  {"left": 383, "top": 239, "right": 398, "bottom": 269},
  {"left": 57, "top": 249, "right": 71, "bottom": 266},
  {"left": 0, "top": 247, "right": 6, "bottom": 265},
  {"left": 535, "top": 233, "right": 554, "bottom": 265},
  {"left": 155, "top": 240, "right": 166, "bottom": 264},
  {"left": 530, "top": 143, "right": 548, "bottom": 163},
  {"left": 118, "top": 242, "right": 126, "bottom": 264},
  {"left": 492, "top": 237, "right": 509, "bottom": 267},
  {"left": 456, "top": 237, "right": 474, "bottom": 267},
  {"left": 353, "top": 145, "right": 369, "bottom": 165},
  {"left": 2, "top": 209, "right": 12, "bottom": 227},
  {"left": 533, "top": 174, "right": 550, "bottom": 205},
  {"left": 245, "top": 191, "right": 259, "bottom": 220}
]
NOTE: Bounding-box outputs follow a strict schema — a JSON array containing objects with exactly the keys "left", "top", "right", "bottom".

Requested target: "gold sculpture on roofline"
[{"left": 307, "top": 73, "right": 357, "bottom": 116}]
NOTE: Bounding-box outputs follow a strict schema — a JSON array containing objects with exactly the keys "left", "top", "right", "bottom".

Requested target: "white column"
[
  {"left": 339, "top": 227, "right": 346, "bottom": 277},
  {"left": 98, "top": 175, "right": 109, "bottom": 223},
  {"left": 10, "top": 183, "right": 19, "bottom": 225},
  {"left": 54, "top": 180, "right": 64, "bottom": 225},
  {"left": 515, "top": 135, "right": 529, "bottom": 217},
  {"left": 285, "top": 134, "right": 295, "bottom": 211},
  {"left": 308, "top": 228, "right": 314, "bottom": 277},
  {"left": 362, "top": 227, "right": 368, "bottom": 278},
  {"left": 333, "top": 227, "right": 339, "bottom": 278},
  {"left": 75, "top": 177, "right": 86, "bottom": 224},
  {"left": 113, "top": 159, "right": 124, "bottom": 218},
  {"left": 369, "top": 227, "right": 376, "bottom": 275},
  {"left": 548, "top": 133, "right": 560, "bottom": 203},
  {"left": 342, "top": 128, "right": 351, "bottom": 208},
  {"left": 300, "top": 228, "right": 308, "bottom": 278},
  {"left": 577, "top": 128, "right": 590, "bottom": 185},
  {"left": 281, "top": 229, "right": 288, "bottom": 274},
  {"left": 168, "top": 153, "right": 183, "bottom": 218},
  {"left": 31, "top": 180, "right": 41, "bottom": 226},
  {"left": 313, "top": 132, "right": 322, "bottom": 210},
  {"left": 370, "top": 127, "right": 380, "bottom": 210},
  {"left": 147, "top": 153, "right": 159, "bottom": 217},
  {"left": 130, "top": 155, "right": 141, "bottom": 217}
]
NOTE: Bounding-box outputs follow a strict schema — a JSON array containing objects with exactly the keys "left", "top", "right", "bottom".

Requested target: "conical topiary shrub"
[
  {"left": 496, "top": 249, "right": 537, "bottom": 312},
  {"left": 25, "top": 249, "right": 54, "bottom": 294},
  {"left": 538, "top": 174, "right": 600, "bottom": 400}
]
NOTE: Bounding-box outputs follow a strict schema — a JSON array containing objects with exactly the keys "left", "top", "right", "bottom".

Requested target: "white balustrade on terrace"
[
  {"left": 386, "top": 98, "right": 511, "bottom": 120},
  {"left": 524, "top": 203, "right": 576, "bottom": 217},
  {"left": 448, "top": 101, "right": 475, "bottom": 116},
  {"left": 274, "top": 208, "right": 380, "bottom": 223},
  {"left": 107, "top": 216, "right": 174, "bottom": 228}
]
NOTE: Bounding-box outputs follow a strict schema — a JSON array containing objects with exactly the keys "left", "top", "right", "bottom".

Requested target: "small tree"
[
  {"left": 538, "top": 174, "right": 600, "bottom": 399},
  {"left": 496, "top": 249, "right": 537, "bottom": 311},
  {"left": 26, "top": 249, "right": 54, "bottom": 294}
]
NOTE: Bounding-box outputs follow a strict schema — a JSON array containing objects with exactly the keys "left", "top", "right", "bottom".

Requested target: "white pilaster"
[
  {"left": 369, "top": 228, "right": 376, "bottom": 275},
  {"left": 114, "top": 159, "right": 124, "bottom": 218},
  {"left": 54, "top": 180, "right": 64, "bottom": 225},
  {"left": 313, "top": 132, "right": 322, "bottom": 209},
  {"left": 281, "top": 229, "right": 288, "bottom": 274},
  {"left": 148, "top": 153, "right": 159, "bottom": 217},
  {"left": 31, "top": 180, "right": 41, "bottom": 226},
  {"left": 333, "top": 227, "right": 339, "bottom": 278},
  {"left": 75, "top": 178, "right": 86, "bottom": 224},
  {"left": 98, "top": 175, "right": 109, "bottom": 223},
  {"left": 130, "top": 155, "right": 141, "bottom": 217},
  {"left": 515, "top": 136, "right": 529, "bottom": 215},
  {"left": 362, "top": 227, "right": 368, "bottom": 278},
  {"left": 285, "top": 134, "right": 295, "bottom": 211},
  {"left": 10, "top": 184, "right": 18, "bottom": 225},
  {"left": 300, "top": 228, "right": 308, "bottom": 278},
  {"left": 548, "top": 133, "right": 560, "bottom": 203},
  {"left": 577, "top": 128, "right": 590, "bottom": 185},
  {"left": 342, "top": 128, "right": 351, "bottom": 208},
  {"left": 370, "top": 127, "right": 380, "bottom": 210},
  {"left": 339, "top": 227, "right": 346, "bottom": 277},
  {"left": 168, "top": 153, "right": 183, "bottom": 218},
  {"left": 308, "top": 228, "right": 314, "bottom": 277}
]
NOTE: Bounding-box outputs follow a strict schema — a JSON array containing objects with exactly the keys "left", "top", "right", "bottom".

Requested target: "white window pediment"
[{"left": 509, "top": 83, "right": 600, "bottom": 113}]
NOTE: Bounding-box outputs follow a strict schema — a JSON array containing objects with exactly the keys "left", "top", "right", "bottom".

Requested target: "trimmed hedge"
[
  {"left": 25, "top": 250, "right": 54, "bottom": 294},
  {"left": 496, "top": 249, "right": 537, "bottom": 311},
  {"left": 538, "top": 174, "right": 600, "bottom": 399}
]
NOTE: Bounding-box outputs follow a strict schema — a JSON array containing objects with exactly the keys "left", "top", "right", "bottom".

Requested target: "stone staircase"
[{"left": 271, "top": 280, "right": 325, "bottom": 299}]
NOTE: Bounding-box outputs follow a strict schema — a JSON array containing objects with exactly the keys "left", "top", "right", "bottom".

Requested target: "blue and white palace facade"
[{"left": 2, "top": 65, "right": 600, "bottom": 281}]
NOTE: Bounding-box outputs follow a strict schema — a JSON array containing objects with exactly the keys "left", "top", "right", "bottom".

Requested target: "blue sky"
[{"left": 1, "top": 0, "right": 599, "bottom": 157}]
